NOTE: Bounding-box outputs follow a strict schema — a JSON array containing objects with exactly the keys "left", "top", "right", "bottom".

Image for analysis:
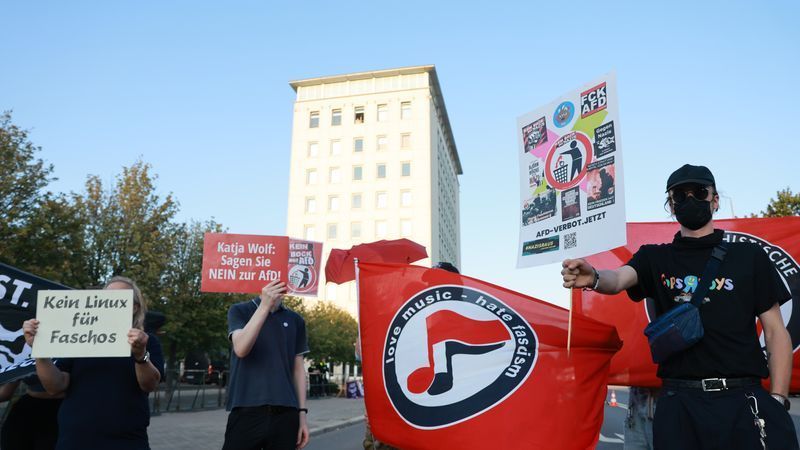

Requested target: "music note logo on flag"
[{"left": 382, "top": 285, "right": 537, "bottom": 429}]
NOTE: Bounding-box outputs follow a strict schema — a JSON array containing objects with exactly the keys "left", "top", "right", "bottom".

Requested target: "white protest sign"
[
  {"left": 517, "top": 72, "right": 626, "bottom": 267},
  {"left": 31, "top": 290, "right": 133, "bottom": 358}
]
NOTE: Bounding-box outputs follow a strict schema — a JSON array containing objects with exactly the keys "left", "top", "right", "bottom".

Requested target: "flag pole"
[
  {"left": 567, "top": 288, "right": 574, "bottom": 358},
  {"left": 354, "top": 258, "right": 362, "bottom": 358}
]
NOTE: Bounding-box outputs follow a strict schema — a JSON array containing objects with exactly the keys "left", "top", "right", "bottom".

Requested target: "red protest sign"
[
  {"left": 200, "top": 233, "right": 289, "bottom": 294},
  {"left": 287, "top": 239, "right": 322, "bottom": 296}
]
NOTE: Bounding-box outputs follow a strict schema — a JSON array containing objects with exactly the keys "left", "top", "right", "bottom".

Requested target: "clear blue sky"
[{"left": 3, "top": 1, "right": 799, "bottom": 306}]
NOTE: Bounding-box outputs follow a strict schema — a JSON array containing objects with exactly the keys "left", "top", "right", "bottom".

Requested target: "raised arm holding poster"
[{"left": 517, "top": 73, "right": 626, "bottom": 267}]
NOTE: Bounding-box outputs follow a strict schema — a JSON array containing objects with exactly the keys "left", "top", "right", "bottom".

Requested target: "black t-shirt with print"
[{"left": 626, "top": 229, "right": 790, "bottom": 379}]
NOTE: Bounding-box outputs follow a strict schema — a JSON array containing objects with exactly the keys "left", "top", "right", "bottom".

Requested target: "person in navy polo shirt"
[{"left": 223, "top": 279, "right": 310, "bottom": 450}]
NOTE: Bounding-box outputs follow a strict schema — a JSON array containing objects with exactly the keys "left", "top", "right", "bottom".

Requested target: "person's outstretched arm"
[{"left": 561, "top": 258, "right": 638, "bottom": 294}]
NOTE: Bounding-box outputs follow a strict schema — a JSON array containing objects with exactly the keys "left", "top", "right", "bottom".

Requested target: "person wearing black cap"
[{"left": 561, "top": 164, "right": 797, "bottom": 449}]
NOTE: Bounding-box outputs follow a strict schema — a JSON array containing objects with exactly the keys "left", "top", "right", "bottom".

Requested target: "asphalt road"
[
  {"left": 305, "top": 388, "right": 800, "bottom": 449},
  {"left": 305, "top": 391, "right": 630, "bottom": 450}
]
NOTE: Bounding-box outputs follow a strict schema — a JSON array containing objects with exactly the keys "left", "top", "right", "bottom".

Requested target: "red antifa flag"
[
  {"left": 579, "top": 217, "right": 800, "bottom": 390},
  {"left": 358, "top": 262, "right": 622, "bottom": 450}
]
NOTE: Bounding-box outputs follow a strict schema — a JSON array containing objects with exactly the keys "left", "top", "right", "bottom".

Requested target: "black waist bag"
[{"left": 643, "top": 243, "right": 728, "bottom": 364}]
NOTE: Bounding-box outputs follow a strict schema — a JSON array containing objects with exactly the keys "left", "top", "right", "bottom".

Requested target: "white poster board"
[
  {"left": 517, "top": 73, "right": 626, "bottom": 267},
  {"left": 31, "top": 290, "right": 133, "bottom": 358}
]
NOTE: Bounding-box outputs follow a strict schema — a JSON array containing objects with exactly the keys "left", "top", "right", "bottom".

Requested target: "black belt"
[
  {"left": 662, "top": 377, "right": 761, "bottom": 392},
  {"left": 237, "top": 405, "right": 296, "bottom": 415}
]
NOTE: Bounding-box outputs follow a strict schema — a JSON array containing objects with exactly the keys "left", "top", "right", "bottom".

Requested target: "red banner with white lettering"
[
  {"left": 200, "top": 233, "right": 289, "bottom": 294},
  {"left": 579, "top": 217, "right": 800, "bottom": 391},
  {"left": 358, "top": 262, "right": 622, "bottom": 450}
]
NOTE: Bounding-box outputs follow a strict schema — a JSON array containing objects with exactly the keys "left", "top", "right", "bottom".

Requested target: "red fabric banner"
[
  {"left": 358, "top": 262, "right": 622, "bottom": 450},
  {"left": 579, "top": 217, "right": 800, "bottom": 390},
  {"left": 200, "top": 233, "right": 288, "bottom": 294}
]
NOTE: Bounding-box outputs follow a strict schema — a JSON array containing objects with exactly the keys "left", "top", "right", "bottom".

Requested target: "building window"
[
  {"left": 376, "top": 192, "right": 387, "bottom": 209},
  {"left": 352, "top": 166, "right": 363, "bottom": 181},
  {"left": 331, "top": 109, "right": 342, "bottom": 126},
  {"left": 306, "top": 169, "right": 317, "bottom": 185},
  {"left": 329, "top": 167, "right": 341, "bottom": 183},
  {"left": 351, "top": 222, "right": 362, "bottom": 239},
  {"left": 330, "top": 140, "right": 341, "bottom": 156},
  {"left": 304, "top": 225, "right": 315, "bottom": 240},
  {"left": 328, "top": 196, "right": 340, "bottom": 212},
  {"left": 401, "top": 219, "right": 412, "bottom": 237},
  {"left": 401, "top": 190, "right": 412, "bottom": 207},
  {"left": 305, "top": 197, "right": 316, "bottom": 213},
  {"left": 401, "top": 133, "right": 411, "bottom": 149},
  {"left": 377, "top": 163, "right": 386, "bottom": 179},
  {"left": 352, "top": 193, "right": 362, "bottom": 209},
  {"left": 377, "top": 104, "right": 387, "bottom": 122},
  {"left": 401, "top": 162, "right": 411, "bottom": 177},
  {"left": 308, "top": 142, "right": 319, "bottom": 157},
  {"left": 401, "top": 101, "right": 411, "bottom": 119},
  {"left": 309, "top": 111, "right": 319, "bottom": 128},
  {"left": 375, "top": 220, "right": 387, "bottom": 238},
  {"left": 327, "top": 223, "right": 338, "bottom": 239},
  {"left": 377, "top": 135, "right": 387, "bottom": 151},
  {"left": 354, "top": 137, "right": 363, "bottom": 153},
  {"left": 354, "top": 106, "right": 364, "bottom": 124}
]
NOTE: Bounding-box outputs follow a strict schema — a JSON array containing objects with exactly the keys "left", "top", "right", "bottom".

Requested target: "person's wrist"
[
  {"left": 299, "top": 407, "right": 308, "bottom": 415},
  {"left": 583, "top": 267, "right": 600, "bottom": 291}
]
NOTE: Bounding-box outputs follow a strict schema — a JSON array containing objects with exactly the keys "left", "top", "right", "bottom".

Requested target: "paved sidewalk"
[{"left": 148, "top": 397, "right": 365, "bottom": 450}]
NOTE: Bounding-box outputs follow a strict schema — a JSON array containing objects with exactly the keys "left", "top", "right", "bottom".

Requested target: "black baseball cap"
[{"left": 665, "top": 164, "right": 715, "bottom": 192}]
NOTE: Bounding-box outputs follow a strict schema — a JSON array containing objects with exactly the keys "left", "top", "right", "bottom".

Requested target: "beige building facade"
[{"left": 286, "top": 65, "right": 462, "bottom": 315}]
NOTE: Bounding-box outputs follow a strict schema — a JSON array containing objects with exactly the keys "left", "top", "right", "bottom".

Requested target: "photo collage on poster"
[{"left": 517, "top": 74, "right": 625, "bottom": 267}]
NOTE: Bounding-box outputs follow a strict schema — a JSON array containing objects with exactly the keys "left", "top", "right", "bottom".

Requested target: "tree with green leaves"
[
  {"left": 0, "top": 111, "right": 53, "bottom": 250},
  {"left": 157, "top": 220, "right": 244, "bottom": 382},
  {"left": 79, "top": 160, "right": 181, "bottom": 301},
  {"left": 0, "top": 111, "right": 91, "bottom": 287},
  {"left": 761, "top": 188, "right": 800, "bottom": 217},
  {"left": 304, "top": 300, "right": 358, "bottom": 366}
]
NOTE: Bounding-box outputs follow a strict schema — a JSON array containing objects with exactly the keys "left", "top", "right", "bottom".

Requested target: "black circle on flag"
[
  {"left": 382, "top": 285, "right": 537, "bottom": 429},
  {"left": 644, "top": 231, "right": 800, "bottom": 352}
]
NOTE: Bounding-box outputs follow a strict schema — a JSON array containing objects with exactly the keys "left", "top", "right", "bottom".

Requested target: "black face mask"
[{"left": 674, "top": 196, "right": 712, "bottom": 230}]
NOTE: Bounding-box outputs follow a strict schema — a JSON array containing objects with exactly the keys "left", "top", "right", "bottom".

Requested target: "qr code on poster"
[{"left": 564, "top": 232, "right": 577, "bottom": 249}]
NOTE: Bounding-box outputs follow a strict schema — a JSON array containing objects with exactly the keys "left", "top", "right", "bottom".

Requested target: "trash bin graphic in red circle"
[{"left": 544, "top": 131, "right": 593, "bottom": 190}]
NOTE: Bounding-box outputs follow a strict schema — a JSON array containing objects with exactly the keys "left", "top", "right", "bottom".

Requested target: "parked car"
[
  {"left": 182, "top": 351, "right": 209, "bottom": 385},
  {"left": 207, "top": 357, "right": 229, "bottom": 386}
]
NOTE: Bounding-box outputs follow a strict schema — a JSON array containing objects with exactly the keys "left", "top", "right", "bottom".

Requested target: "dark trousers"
[
  {"left": 0, "top": 395, "right": 61, "bottom": 450},
  {"left": 222, "top": 406, "right": 299, "bottom": 450},
  {"left": 654, "top": 386, "right": 798, "bottom": 450}
]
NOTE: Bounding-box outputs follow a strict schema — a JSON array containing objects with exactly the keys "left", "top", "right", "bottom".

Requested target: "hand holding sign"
[
  {"left": 22, "top": 318, "right": 38, "bottom": 348},
  {"left": 561, "top": 258, "right": 597, "bottom": 289},
  {"left": 128, "top": 328, "right": 149, "bottom": 360},
  {"left": 260, "top": 280, "right": 287, "bottom": 313}
]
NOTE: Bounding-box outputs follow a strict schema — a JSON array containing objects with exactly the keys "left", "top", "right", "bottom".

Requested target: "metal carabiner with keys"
[{"left": 746, "top": 392, "right": 767, "bottom": 450}]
